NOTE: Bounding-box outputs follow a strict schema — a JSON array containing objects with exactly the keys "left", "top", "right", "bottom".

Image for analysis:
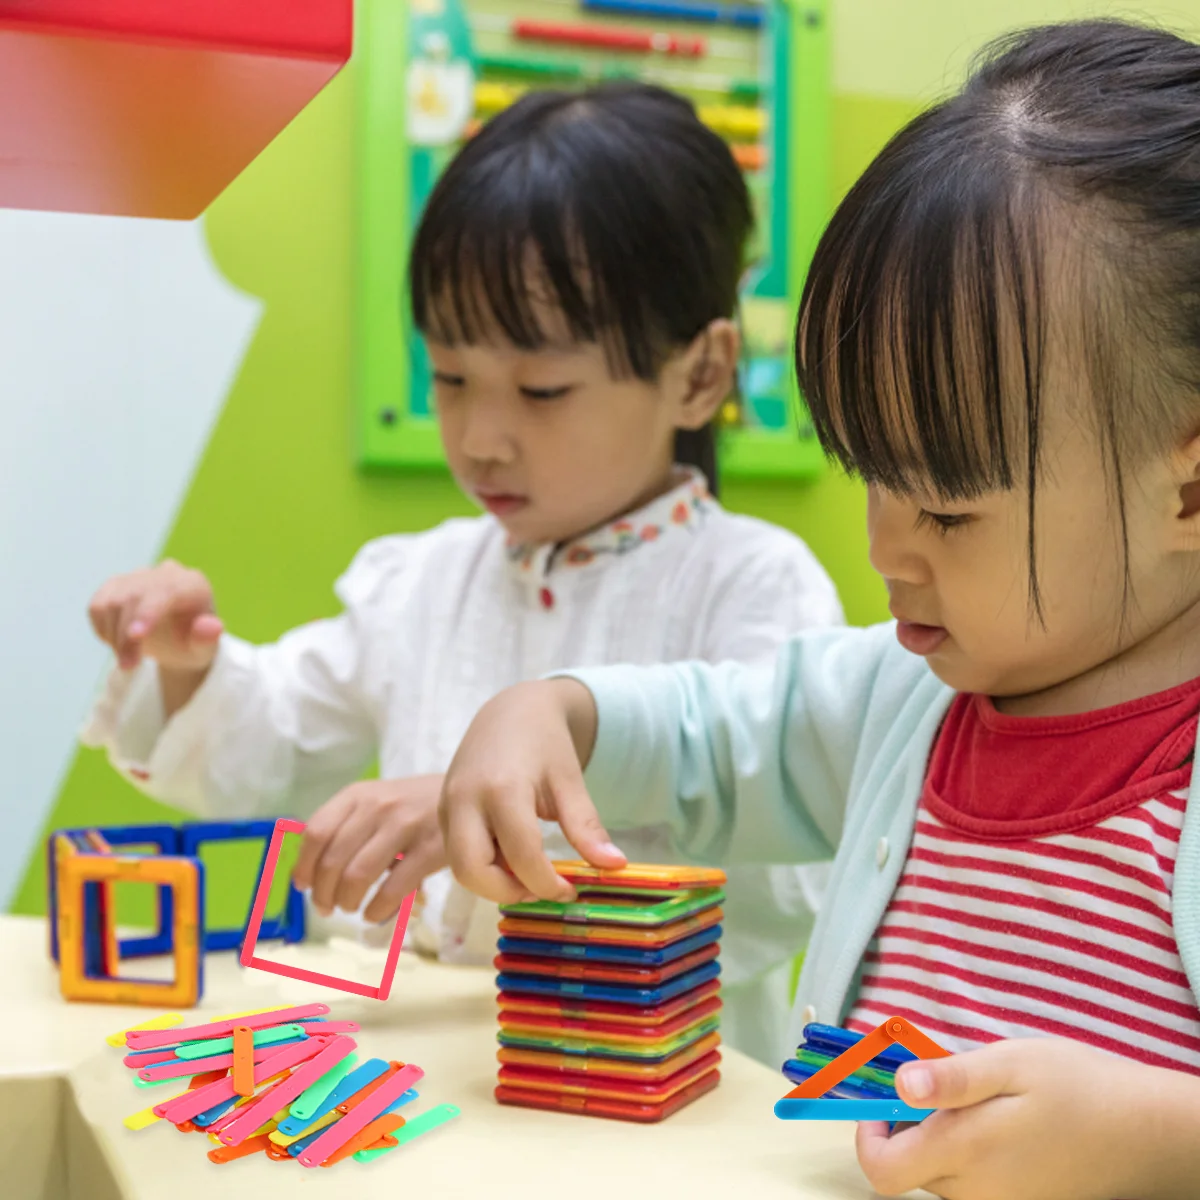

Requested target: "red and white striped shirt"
[{"left": 846, "top": 681, "right": 1200, "bottom": 1074}]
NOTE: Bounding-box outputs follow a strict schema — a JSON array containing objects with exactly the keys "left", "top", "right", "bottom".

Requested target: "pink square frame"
[{"left": 239, "top": 818, "right": 416, "bottom": 1001}]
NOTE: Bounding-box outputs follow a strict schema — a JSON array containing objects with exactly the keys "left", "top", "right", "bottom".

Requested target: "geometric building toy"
[
  {"left": 240, "top": 818, "right": 415, "bottom": 1002},
  {"left": 47, "top": 820, "right": 305, "bottom": 1008},
  {"left": 774, "top": 1016, "right": 950, "bottom": 1123}
]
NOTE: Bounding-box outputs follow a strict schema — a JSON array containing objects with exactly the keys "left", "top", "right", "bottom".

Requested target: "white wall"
[{"left": 0, "top": 211, "right": 260, "bottom": 907}]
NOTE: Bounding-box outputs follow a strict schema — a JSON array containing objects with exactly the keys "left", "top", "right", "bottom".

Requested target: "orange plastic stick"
[
  {"left": 208, "top": 1133, "right": 274, "bottom": 1164},
  {"left": 189, "top": 1070, "right": 228, "bottom": 1090},
  {"left": 266, "top": 1141, "right": 294, "bottom": 1161},
  {"left": 232, "top": 1026, "right": 255, "bottom": 1097},
  {"left": 784, "top": 1016, "right": 949, "bottom": 1100},
  {"left": 319, "top": 1114, "right": 405, "bottom": 1167},
  {"left": 336, "top": 1061, "right": 404, "bottom": 1113}
]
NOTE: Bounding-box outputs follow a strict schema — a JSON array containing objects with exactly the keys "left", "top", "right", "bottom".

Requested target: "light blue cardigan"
[{"left": 567, "top": 622, "right": 1200, "bottom": 1053}]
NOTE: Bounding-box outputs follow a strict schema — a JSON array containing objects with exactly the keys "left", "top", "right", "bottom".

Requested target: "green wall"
[{"left": 14, "top": 0, "right": 1200, "bottom": 915}]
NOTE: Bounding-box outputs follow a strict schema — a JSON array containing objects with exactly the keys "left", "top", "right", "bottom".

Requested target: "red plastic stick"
[
  {"left": 126, "top": 1002, "right": 330, "bottom": 1051},
  {"left": 512, "top": 18, "right": 704, "bottom": 56},
  {"left": 232, "top": 1026, "right": 255, "bottom": 1097}
]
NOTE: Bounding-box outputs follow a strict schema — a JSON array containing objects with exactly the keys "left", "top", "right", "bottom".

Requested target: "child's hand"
[
  {"left": 291, "top": 777, "right": 448, "bottom": 922},
  {"left": 88, "top": 560, "right": 222, "bottom": 674},
  {"left": 439, "top": 679, "right": 626, "bottom": 906},
  {"left": 857, "top": 1037, "right": 1196, "bottom": 1200}
]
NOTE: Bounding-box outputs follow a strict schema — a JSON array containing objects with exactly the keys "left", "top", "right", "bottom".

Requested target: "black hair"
[
  {"left": 409, "top": 82, "right": 756, "bottom": 496},
  {"left": 796, "top": 19, "right": 1200, "bottom": 617}
]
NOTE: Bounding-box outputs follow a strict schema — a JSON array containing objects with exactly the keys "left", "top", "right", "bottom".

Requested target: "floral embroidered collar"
[{"left": 505, "top": 469, "right": 713, "bottom": 579}]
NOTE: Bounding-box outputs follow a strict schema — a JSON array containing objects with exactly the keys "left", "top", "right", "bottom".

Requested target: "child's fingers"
[
  {"left": 895, "top": 1044, "right": 1019, "bottom": 1111},
  {"left": 190, "top": 613, "right": 224, "bottom": 643},
  {"left": 363, "top": 842, "right": 446, "bottom": 925},
  {"left": 550, "top": 775, "right": 624, "bottom": 867},
  {"left": 291, "top": 802, "right": 347, "bottom": 893},
  {"left": 115, "top": 595, "right": 163, "bottom": 669},
  {"left": 855, "top": 1117, "right": 946, "bottom": 1197},
  {"left": 441, "top": 796, "right": 531, "bottom": 906},
  {"left": 334, "top": 828, "right": 418, "bottom": 916},
  {"left": 308, "top": 809, "right": 378, "bottom": 916},
  {"left": 491, "top": 799, "right": 574, "bottom": 903}
]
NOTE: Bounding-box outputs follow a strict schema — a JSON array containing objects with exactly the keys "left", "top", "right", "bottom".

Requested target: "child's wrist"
[
  {"left": 1138, "top": 1064, "right": 1200, "bottom": 1198},
  {"left": 549, "top": 677, "right": 599, "bottom": 767},
  {"left": 157, "top": 661, "right": 214, "bottom": 719}
]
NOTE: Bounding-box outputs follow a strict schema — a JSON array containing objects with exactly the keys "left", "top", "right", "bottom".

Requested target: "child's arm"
[
  {"left": 441, "top": 624, "right": 911, "bottom": 904},
  {"left": 859, "top": 1037, "right": 1200, "bottom": 1200},
  {"left": 83, "top": 548, "right": 392, "bottom": 822}
]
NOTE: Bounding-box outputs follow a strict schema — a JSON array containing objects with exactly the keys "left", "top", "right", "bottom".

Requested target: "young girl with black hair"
[
  {"left": 83, "top": 83, "right": 842, "bottom": 1066},
  {"left": 441, "top": 21, "right": 1200, "bottom": 1198}
]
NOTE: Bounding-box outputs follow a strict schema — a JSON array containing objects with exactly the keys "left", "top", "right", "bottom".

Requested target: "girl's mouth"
[
  {"left": 895, "top": 621, "right": 949, "bottom": 656},
  {"left": 477, "top": 492, "right": 528, "bottom": 517}
]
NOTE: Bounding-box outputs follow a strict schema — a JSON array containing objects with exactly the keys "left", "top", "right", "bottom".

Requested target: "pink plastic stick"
[
  {"left": 205, "top": 1072, "right": 296, "bottom": 1133},
  {"left": 239, "top": 818, "right": 416, "bottom": 1000},
  {"left": 297, "top": 1021, "right": 359, "bottom": 1034},
  {"left": 297, "top": 1063, "right": 424, "bottom": 1168},
  {"left": 137, "top": 1041, "right": 308, "bottom": 1083},
  {"left": 122, "top": 1048, "right": 179, "bottom": 1069},
  {"left": 126, "top": 1002, "right": 330, "bottom": 1051},
  {"left": 155, "top": 1037, "right": 329, "bottom": 1124},
  {"left": 219, "top": 1037, "right": 357, "bottom": 1146}
]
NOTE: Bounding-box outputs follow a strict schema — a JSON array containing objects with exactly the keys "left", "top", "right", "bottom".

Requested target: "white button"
[
  {"left": 876, "top": 837, "right": 890, "bottom": 869},
  {"left": 801, "top": 1005, "right": 817, "bottom": 1026}
]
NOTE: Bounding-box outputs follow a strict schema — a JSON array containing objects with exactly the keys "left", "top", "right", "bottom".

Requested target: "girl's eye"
[
  {"left": 916, "top": 509, "right": 974, "bottom": 536},
  {"left": 432, "top": 371, "right": 465, "bottom": 388},
  {"left": 519, "top": 385, "right": 574, "bottom": 402}
]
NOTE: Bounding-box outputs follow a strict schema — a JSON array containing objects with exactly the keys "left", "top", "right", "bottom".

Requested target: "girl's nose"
[
  {"left": 866, "top": 487, "right": 926, "bottom": 585},
  {"left": 460, "top": 399, "right": 517, "bottom": 465}
]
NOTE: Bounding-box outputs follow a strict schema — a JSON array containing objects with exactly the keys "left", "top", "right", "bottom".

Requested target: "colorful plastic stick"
[
  {"left": 127, "top": 1002, "right": 330, "bottom": 1050},
  {"left": 176, "top": 1023, "right": 306, "bottom": 1059},
  {"left": 137, "top": 1037, "right": 309, "bottom": 1083},
  {"left": 775, "top": 1016, "right": 948, "bottom": 1122},
  {"left": 297, "top": 1064, "right": 424, "bottom": 1168},
  {"left": 269, "top": 1109, "right": 341, "bottom": 1147},
  {"left": 274, "top": 1058, "right": 390, "bottom": 1136},
  {"left": 353, "top": 1104, "right": 460, "bottom": 1163},
  {"left": 106, "top": 1013, "right": 184, "bottom": 1048},
  {"left": 240, "top": 819, "right": 416, "bottom": 1001},
  {"left": 288, "top": 1054, "right": 360, "bottom": 1122},
  {"left": 233, "top": 1025, "right": 255, "bottom": 1097},
  {"left": 582, "top": 0, "right": 762, "bottom": 27},
  {"left": 123, "top": 1085, "right": 193, "bottom": 1131},
  {"left": 320, "top": 1114, "right": 405, "bottom": 1167},
  {"left": 336, "top": 1061, "right": 405, "bottom": 1113},
  {"left": 218, "top": 1038, "right": 357, "bottom": 1145},
  {"left": 512, "top": 19, "right": 705, "bottom": 57},
  {"left": 208, "top": 1133, "right": 273, "bottom": 1164},
  {"left": 156, "top": 1039, "right": 324, "bottom": 1123}
]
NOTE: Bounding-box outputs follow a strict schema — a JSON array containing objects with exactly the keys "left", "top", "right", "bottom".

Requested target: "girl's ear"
[
  {"left": 669, "top": 318, "right": 740, "bottom": 430},
  {"left": 1170, "top": 432, "right": 1200, "bottom": 550}
]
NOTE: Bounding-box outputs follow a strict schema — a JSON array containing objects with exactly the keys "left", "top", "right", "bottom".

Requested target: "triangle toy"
[{"left": 774, "top": 1016, "right": 949, "bottom": 1122}]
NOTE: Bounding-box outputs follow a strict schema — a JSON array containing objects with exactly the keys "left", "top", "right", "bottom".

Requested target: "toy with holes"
[
  {"left": 109, "top": 1003, "right": 460, "bottom": 1166},
  {"left": 47, "top": 820, "right": 305, "bottom": 1008},
  {"left": 493, "top": 861, "right": 726, "bottom": 1122},
  {"left": 358, "top": 0, "right": 829, "bottom": 480},
  {"left": 775, "top": 1016, "right": 950, "bottom": 1122}
]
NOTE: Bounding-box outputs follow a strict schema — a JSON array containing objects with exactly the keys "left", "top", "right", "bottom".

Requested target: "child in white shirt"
[{"left": 83, "top": 82, "right": 841, "bottom": 1065}]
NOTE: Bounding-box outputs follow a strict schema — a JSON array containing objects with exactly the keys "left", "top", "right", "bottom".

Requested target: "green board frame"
[{"left": 353, "top": 0, "right": 830, "bottom": 479}]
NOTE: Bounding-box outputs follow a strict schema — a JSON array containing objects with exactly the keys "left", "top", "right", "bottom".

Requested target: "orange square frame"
[{"left": 57, "top": 852, "right": 202, "bottom": 1007}]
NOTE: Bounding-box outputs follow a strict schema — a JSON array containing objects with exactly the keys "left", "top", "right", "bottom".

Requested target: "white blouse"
[{"left": 82, "top": 471, "right": 842, "bottom": 1065}]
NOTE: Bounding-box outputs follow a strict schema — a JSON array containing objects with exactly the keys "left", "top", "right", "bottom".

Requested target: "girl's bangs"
[
  {"left": 409, "top": 147, "right": 645, "bottom": 376},
  {"left": 796, "top": 115, "right": 1047, "bottom": 501}
]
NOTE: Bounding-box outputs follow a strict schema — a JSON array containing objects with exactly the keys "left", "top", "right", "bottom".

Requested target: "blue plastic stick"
[
  {"left": 774, "top": 1098, "right": 933, "bottom": 1122},
  {"left": 285, "top": 1089, "right": 419, "bottom": 1157},
  {"left": 274, "top": 1058, "right": 391, "bottom": 1136},
  {"left": 581, "top": 0, "right": 763, "bottom": 27}
]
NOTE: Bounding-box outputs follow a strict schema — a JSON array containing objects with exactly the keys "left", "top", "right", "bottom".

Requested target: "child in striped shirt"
[{"left": 437, "top": 20, "right": 1200, "bottom": 1200}]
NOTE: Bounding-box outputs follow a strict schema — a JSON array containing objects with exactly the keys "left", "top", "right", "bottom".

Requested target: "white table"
[{"left": 1, "top": 915, "right": 911, "bottom": 1199}]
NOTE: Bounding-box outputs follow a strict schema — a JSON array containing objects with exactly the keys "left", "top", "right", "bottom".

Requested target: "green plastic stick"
[
  {"left": 175, "top": 1023, "right": 305, "bottom": 1060},
  {"left": 288, "top": 1054, "right": 360, "bottom": 1122},
  {"left": 477, "top": 54, "right": 582, "bottom": 79},
  {"left": 353, "top": 1104, "right": 461, "bottom": 1163}
]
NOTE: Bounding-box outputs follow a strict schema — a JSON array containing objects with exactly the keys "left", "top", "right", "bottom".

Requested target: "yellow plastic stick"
[
  {"left": 123, "top": 1084, "right": 191, "bottom": 1130},
  {"left": 268, "top": 1109, "right": 340, "bottom": 1147},
  {"left": 106, "top": 1013, "right": 185, "bottom": 1048}
]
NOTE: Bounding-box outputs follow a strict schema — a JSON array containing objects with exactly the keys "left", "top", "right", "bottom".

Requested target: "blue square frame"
[{"left": 179, "top": 820, "right": 305, "bottom": 952}]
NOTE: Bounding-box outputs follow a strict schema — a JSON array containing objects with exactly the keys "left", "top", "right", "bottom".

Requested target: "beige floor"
[{"left": 1, "top": 914, "right": 914, "bottom": 1200}]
